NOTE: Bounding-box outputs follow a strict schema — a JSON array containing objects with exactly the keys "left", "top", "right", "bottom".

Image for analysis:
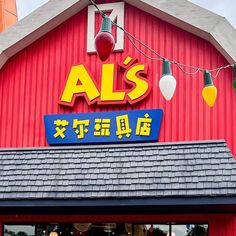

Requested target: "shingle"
[{"left": 0, "top": 141, "right": 235, "bottom": 199}]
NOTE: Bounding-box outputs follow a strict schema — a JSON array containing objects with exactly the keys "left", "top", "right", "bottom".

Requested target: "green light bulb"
[
  {"left": 234, "top": 64, "right": 236, "bottom": 90},
  {"left": 233, "top": 79, "right": 236, "bottom": 90}
]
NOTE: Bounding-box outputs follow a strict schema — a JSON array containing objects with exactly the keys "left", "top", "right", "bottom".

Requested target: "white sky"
[
  {"left": 190, "top": 0, "right": 236, "bottom": 27},
  {"left": 16, "top": 0, "right": 236, "bottom": 28},
  {"left": 16, "top": 0, "right": 49, "bottom": 20}
]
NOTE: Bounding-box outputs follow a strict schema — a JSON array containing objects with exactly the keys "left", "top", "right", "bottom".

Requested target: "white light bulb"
[
  {"left": 167, "top": 232, "right": 176, "bottom": 236},
  {"left": 159, "top": 74, "right": 176, "bottom": 100}
]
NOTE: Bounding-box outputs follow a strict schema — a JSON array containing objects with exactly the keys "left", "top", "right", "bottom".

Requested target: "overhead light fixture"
[
  {"left": 73, "top": 223, "right": 91, "bottom": 233},
  {"left": 159, "top": 59, "right": 176, "bottom": 100},
  {"left": 49, "top": 225, "right": 59, "bottom": 236},
  {"left": 148, "top": 224, "right": 155, "bottom": 233},
  {"left": 104, "top": 223, "right": 116, "bottom": 233},
  {"left": 49, "top": 232, "right": 58, "bottom": 236},
  {"left": 167, "top": 232, "right": 176, "bottom": 236},
  {"left": 202, "top": 70, "right": 217, "bottom": 107},
  {"left": 94, "top": 15, "right": 115, "bottom": 61}
]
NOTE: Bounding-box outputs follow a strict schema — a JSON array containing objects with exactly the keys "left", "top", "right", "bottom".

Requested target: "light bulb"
[
  {"left": 94, "top": 15, "right": 115, "bottom": 61},
  {"left": 49, "top": 232, "right": 58, "bottom": 236},
  {"left": 233, "top": 64, "right": 236, "bottom": 90},
  {"left": 167, "top": 232, "right": 176, "bottom": 236},
  {"left": 159, "top": 59, "right": 176, "bottom": 100},
  {"left": 202, "top": 70, "right": 217, "bottom": 107},
  {"left": 233, "top": 79, "right": 236, "bottom": 90}
]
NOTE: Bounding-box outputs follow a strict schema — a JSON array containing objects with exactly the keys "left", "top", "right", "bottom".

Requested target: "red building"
[{"left": 0, "top": 0, "right": 236, "bottom": 236}]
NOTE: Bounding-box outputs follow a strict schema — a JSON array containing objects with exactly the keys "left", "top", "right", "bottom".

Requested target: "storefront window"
[
  {"left": 3, "top": 223, "right": 209, "bottom": 236},
  {"left": 4, "top": 225, "right": 35, "bottom": 236},
  {"left": 184, "top": 224, "right": 208, "bottom": 236},
  {"left": 145, "top": 224, "right": 169, "bottom": 235}
]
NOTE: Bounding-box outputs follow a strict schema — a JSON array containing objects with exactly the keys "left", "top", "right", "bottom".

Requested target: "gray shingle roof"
[{"left": 0, "top": 140, "right": 235, "bottom": 200}]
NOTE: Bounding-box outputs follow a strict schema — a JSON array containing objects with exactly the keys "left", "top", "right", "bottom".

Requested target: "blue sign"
[{"left": 44, "top": 109, "right": 163, "bottom": 145}]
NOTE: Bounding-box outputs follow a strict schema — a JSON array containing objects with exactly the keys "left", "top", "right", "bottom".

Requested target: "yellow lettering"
[
  {"left": 60, "top": 65, "right": 100, "bottom": 105},
  {"left": 126, "top": 64, "right": 149, "bottom": 101},
  {"left": 100, "top": 64, "right": 125, "bottom": 102}
]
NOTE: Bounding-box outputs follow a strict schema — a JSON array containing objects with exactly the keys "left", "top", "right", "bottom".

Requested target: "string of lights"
[
  {"left": 89, "top": 0, "right": 235, "bottom": 77},
  {"left": 90, "top": 0, "right": 236, "bottom": 107}
]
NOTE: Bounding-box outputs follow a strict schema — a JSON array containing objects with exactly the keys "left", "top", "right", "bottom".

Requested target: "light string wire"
[{"left": 89, "top": 0, "right": 235, "bottom": 79}]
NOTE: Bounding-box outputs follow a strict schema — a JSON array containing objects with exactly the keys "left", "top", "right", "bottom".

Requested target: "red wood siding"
[
  {"left": 210, "top": 216, "right": 236, "bottom": 236},
  {"left": 0, "top": 3, "right": 235, "bottom": 156},
  {"left": 0, "top": 214, "right": 236, "bottom": 236}
]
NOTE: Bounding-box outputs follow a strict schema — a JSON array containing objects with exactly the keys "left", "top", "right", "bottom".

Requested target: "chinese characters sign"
[{"left": 44, "top": 109, "right": 163, "bottom": 145}]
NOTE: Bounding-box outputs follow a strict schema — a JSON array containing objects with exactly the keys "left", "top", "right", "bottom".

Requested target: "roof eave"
[
  {"left": 0, "top": 0, "right": 89, "bottom": 68},
  {"left": 1, "top": 197, "right": 236, "bottom": 214},
  {"left": 126, "top": 0, "right": 236, "bottom": 64}
]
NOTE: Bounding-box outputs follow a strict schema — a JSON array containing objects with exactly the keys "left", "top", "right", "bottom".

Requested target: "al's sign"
[
  {"left": 44, "top": 109, "right": 163, "bottom": 145},
  {"left": 45, "top": 57, "right": 164, "bottom": 145},
  {"left": 59, "top": 56, "right": 151, "bottom": 106}
]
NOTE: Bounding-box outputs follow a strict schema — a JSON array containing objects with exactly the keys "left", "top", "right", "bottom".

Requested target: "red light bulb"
[
  {"left": 95, "top": 31, "right": 115, "bottom": 61},
  {"left": 94, "top": 16, "right": 115, "bottom": 61}
]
